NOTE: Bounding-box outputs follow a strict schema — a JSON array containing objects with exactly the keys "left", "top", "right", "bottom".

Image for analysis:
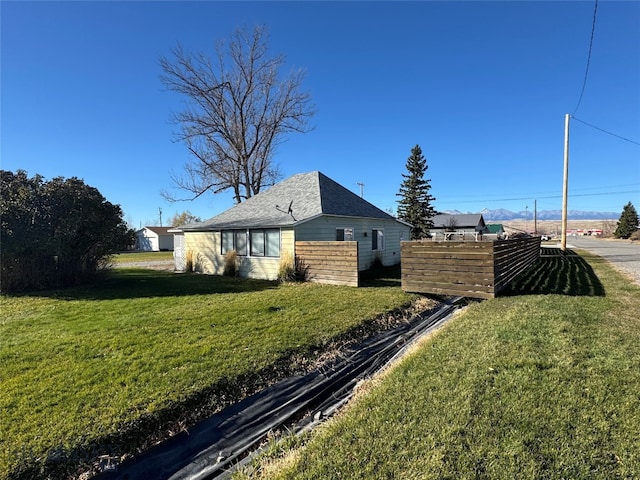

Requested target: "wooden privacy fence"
[
  {"left": 295, "top": 241, "right": 359, "bottom": 287},
  {"left": 401, "top": 237, "right": 542, "bottom": 299}
]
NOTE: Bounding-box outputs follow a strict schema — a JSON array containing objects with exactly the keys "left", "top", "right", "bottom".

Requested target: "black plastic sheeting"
[{"left": 93, "top": 298, "right": 462, "bottom": 480}]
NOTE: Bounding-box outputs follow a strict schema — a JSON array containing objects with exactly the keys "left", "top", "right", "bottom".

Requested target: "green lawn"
[
  {"left": 241, "top": 251, "right": 640, "bottom": 480},
  {"left": 111, "top": 250, "right": 174, "bottom": 263},
  {"left": 0, "top": 267, "right": 417, "bottom": 479}
]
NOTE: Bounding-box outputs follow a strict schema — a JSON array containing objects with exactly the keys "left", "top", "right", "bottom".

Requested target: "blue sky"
[{"left": 2, "top": 1, "right": 639, "bottom": 228}]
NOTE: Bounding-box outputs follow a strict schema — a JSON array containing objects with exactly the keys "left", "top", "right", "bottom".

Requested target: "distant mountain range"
[{"left": 443, "top": 209, "right": 618, "bottom": 221}]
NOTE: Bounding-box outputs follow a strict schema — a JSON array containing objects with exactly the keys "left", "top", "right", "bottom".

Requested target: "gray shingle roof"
[
  {"left": 431, "top": 214, "right": 486, "bottom": 229},
  {"left": 180, "top": 171, "right": 397, "bottom": 231}
]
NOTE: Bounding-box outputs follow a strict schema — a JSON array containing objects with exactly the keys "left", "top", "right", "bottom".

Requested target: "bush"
[
  {"left": 185, "top": 250, "right": 194, "bottom": 272},
  {"left": 278, "top": 251, "right": 309, "bottom": 282},
  {"left": 278, "top": 251, "right": 295, "bottom": 281},
  {"left": 0, "top": 170, "right": 134, "bottom": 293},
  {"left": 223, "top": 250, "right": 238, "bottom": 276}
]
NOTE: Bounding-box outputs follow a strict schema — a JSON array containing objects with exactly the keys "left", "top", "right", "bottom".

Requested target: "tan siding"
[
  {"left": 281, "top": 228, "right": 295, "bottom": 255},
  {"left": 238, "top": 256, "right": 280, "bottom": 280},
  {"left": 184, "top": 232, "right": 223, "bottom": 275},
  {"left": 185, "top": 228, "right": 295, "bottom": 281}
]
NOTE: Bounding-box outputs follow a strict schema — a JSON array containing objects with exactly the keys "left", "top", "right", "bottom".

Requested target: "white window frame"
[
  {"left": 249, "top": 228, "right": 281, "bottom": 257},
  {"left": 336, "top": 227, "right": 354, "bottom": 241},
  {"left": 221, "top": 230, "right": 248, "bottom": 256}
]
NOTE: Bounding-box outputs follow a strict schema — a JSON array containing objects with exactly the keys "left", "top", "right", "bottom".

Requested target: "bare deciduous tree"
[{"left": 160, "top": 25, "right": 315, "bottom": 204}]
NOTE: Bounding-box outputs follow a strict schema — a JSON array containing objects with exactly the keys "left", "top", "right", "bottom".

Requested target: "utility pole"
[
  {"left": 159, "top": 207, "right": 163, "bottom": 227},
  {"left": 534, "top": 199, "right": 537, "bottom": 235},
  {"left": 356, "top": 182, "right": 364, "bottom": 198},
  {"left": 561, "top": 114, "right": 570, "bottom": 251}
]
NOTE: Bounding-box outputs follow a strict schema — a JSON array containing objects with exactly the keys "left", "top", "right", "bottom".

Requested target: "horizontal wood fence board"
[
  {"left": 402, "top": 264, "right": 494, "bottom": 275},
  {"left": 295, "top": 241, "right": 359, "bottom": 287},
  {"left": 295, "top": 250, "right": 358, "bottom": 258},
  {"left": 403, "top": 274, "right": 493, "bottom": 287},
  {"left": 402, "top": 276, "right": 494, "bottom": 290},
  {"left": 402, "top": 256, "right": 495, "bottom": 268},
  {"left": 295, "top": 259, "right": 357, "bottom": 268},
  {"left": 401, "top": 280, "right": 495, "bottom": 299},
  {"left": 401, "top": 237, "right": 541, "bottom": 299}
]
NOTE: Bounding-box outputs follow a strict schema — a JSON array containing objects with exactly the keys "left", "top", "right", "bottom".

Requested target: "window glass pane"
[
  {"left": 250, "top": 230, "right": 265, "bottom": 256},
  {"left": 337, "top": 228, "right": 354, "bottom": 241},
  {"left": 235, "top": 230, "right": 247, "bottom": 256},
  {"left": 372, "top": 229, "right": 384, "bottom": 250},
  {"left": 265, "top": 229, "right": 280, "bottom": 257},
  {"left": 222, "top": 231, "right": 234, "bottom": 254}
]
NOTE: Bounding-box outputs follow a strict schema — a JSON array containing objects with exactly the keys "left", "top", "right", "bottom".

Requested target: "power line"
[
  {"left": 435, "top": 189, "right": 639, "bottom": 205},
  {"left": 433, "top": 183, "right": 639, "bottom": 200},
  {"left": 571, "top": 115, "right": 640, "bottom": 146},
  {"left": 573, "top": 0, "right": 598, "bottom": 115}
]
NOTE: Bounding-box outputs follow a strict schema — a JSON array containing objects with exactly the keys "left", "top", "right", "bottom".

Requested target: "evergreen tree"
[
  {"left": 614, "top": 201, "right": 639, "bottom": 239},
  {"left": 396, "top": 145, "right": 436, "bottom": 239}
]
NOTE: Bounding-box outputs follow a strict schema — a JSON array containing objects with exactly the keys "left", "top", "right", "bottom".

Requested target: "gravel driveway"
[
  {"left": 565, "top": 236, "right": 640, "bottom": 285},
  {"left": 113, "top": 260, "right": 175, "bottom": 271}
]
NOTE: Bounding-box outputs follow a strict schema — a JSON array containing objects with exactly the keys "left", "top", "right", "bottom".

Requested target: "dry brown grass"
[{"left": 501, "top": 219, "right": 617, "bottom": 236}]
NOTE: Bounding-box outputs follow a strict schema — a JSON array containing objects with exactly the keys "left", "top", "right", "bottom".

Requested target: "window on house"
[
  {"left": 336, "top": 227, "right": 354, "bottom": 241},
  {"left": 250, "top": 228, "right": 280, "bottom": 257},
  {"left": 221, "top": 230, "right": 247, "bottom": 256},
  {"left": 372, "top": 229, "right": 384, "bottom": 251},
  {"left": 235, "top": 230, "right": 247, "bottom": 256}
]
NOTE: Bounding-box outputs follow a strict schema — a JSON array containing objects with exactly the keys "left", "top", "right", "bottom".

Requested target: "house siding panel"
[
  {"left": 185, "top": 232, "right": 222, "bottom": 275},
  {"left": 296, "top": 216, "right": 409, "bottom": 270}
]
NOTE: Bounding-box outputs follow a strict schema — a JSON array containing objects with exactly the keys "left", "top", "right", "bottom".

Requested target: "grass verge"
[
  {"left": 0, "top": 267, "right": 419, "bottom": 479},
  {"left": 110, "top": 251, "right": 174, "bottom": 263},
  {"left": 240, "top": 251, "right": 640, "bottom": 479}
]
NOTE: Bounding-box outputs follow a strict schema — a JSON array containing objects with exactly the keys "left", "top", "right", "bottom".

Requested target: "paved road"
[{"left": 563, "top": 236, "right": 640, "bottom": 285}]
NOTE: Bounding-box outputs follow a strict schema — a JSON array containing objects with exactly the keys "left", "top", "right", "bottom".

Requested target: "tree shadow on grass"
[
  {"left": 20, "top": 268, "right": 278, "bottom": 300},
  {"left": 501, "top": 248, "right": 605, "bottom": 297}
]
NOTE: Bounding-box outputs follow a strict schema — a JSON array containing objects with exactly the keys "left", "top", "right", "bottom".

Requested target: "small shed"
[
  {"left": 486, "top": 223, "right": 506, "bottom": 239},
  {"left": 135, "top": 226, "right": 175, "bottom": 251}
]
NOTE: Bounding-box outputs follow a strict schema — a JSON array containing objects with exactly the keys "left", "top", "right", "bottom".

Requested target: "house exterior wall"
[
  {"left": 294, "top": 216, "right": 409, "bottom": 270},
  {"left": 182, "top": 218, "right": 409, "bottom": 279},
  {"left": 183, "top": 227, "right": 295, "bottom": 280},
  {"left": 236, "top": 227, "right": 294, "bottom": 280},
  {"left": 184, "top": 232, "right": 221, "bottom": 274}
]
